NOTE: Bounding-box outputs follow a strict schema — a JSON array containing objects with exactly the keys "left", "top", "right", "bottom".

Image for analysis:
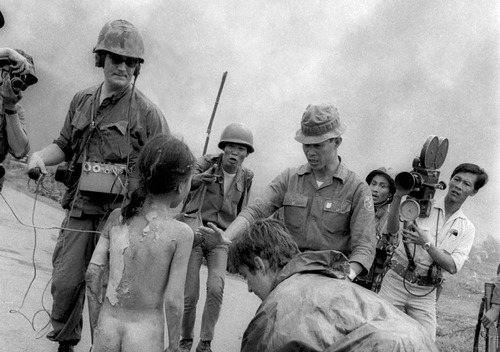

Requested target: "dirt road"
[{"left": 0, "top": 186, "right": 260, "bottom": 352}]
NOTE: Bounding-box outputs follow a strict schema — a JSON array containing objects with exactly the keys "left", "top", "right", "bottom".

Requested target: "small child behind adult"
[{"left": 86, "top": 135, "right": 195, "bottom": 352}]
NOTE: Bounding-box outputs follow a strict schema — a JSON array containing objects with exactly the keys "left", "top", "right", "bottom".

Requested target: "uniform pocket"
[
  {"left": 283, "top": 193, "right": 308, "bottom": 231},
  {"left": 98, "top": 121, "right": 129, "bottom": 160},
  {"left": 322, "top": 198, "right": 352, "bottom": 236}
]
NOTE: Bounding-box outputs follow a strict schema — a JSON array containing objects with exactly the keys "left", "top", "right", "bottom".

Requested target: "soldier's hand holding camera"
[
  {"left": 0, "top": 69, "right": 22, "bottom": 108},
  {"left": 4, "top": 48, "right": 33, "bottom": 76}
]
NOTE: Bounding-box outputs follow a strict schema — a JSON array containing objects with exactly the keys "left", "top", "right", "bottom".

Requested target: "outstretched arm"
[{"left": 164, "top": 227, "right": 193, "bottom": 351}]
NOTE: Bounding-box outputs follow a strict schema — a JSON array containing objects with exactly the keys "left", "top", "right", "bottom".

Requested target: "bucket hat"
[{"left": 294, "top": 103, "right": 346, "bottom": 144}]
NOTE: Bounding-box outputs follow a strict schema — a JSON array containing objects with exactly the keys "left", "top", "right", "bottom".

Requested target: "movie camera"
[{"left": 396, "top": 135, "right": 449, "bottom": 220}]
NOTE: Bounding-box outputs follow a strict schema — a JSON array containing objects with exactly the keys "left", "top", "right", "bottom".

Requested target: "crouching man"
[{"left": 225, "top": 218, "right": 438, "bottom": 352}]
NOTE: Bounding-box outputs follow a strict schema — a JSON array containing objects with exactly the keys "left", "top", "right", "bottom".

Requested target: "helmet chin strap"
[{"left": 374, "top": 195, "right": 394, "bottom": 209}]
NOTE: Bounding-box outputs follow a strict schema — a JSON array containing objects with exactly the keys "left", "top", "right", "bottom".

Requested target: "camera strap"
[{"left": 403, "top": 220, "right": 417, "bottom": 272}]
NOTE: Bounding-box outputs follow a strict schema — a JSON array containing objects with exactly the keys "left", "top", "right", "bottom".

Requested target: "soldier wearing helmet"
[
  {"left": 179, "top": 122, "right": 254, "bottom": 352},
  {"left": 0, "top": 48, "right": 37, "bottom": 190},
  {"left": 354, "top": 167, "right": 397, "bottom": 291},
  {"left": 28, "top": 20, "right": 168, "bottom": 352},
  {"left": 199, "top": 103, "right": 376, "bottom": 286}
]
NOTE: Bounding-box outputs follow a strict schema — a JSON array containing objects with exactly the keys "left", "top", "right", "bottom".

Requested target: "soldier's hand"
[
  {"left": 7, "top": 49, "right": 31, "bottom": 75},
  {"left": 27, "top": 152, "right": 48, "bottom": 175},
  {"left": 482, "top": 305, "right": 500, "bottom": 329},
  {"left": 198, "top": 222, "right": 231, "bottom": 246},
  {"left": 0, "top": 70, "right": 22, "bottom": 106}
]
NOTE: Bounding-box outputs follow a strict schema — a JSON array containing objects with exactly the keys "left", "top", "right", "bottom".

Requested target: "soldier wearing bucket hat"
[
  {"left": 198, "top": 103, "right": 376, "bottom": 283},
  {"left": 28, "top": 20, "right": 168, "bottom": 352},
  {"left": 0, "top": 48, "right": 38, "bottom": 190}
]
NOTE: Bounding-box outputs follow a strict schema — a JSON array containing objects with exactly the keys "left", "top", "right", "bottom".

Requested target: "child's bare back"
[{"left": 88, "top": 207, "right": 193, "bottom": 352}]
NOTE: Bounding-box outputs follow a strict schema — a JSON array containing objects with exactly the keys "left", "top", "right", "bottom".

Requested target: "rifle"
[
  {"left": 202, "top": 71, "right": 228, "bottom": 155},
  {"left": 474, "top": 282, "right": 499, "bottom": 352}
]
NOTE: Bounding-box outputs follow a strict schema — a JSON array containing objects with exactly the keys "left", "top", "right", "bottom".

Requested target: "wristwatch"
[{"left": 422, "top": 242, "right": 432, "bottom": 251}]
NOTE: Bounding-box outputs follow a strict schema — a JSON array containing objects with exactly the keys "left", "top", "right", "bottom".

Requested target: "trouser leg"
[
  {"left": 200, "top": 245, "right": 228, "bottom": 341},
  {"left": 49, "top": 214, "right": 102, "bottom": 344},
  {"left": 181, "top": 245, "right": 203, "bottom": 340},
  {"left": 379, "top": 269, "right": 437, "bottom": 340}
]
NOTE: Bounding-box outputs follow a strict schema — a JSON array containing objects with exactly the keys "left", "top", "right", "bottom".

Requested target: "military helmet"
[
  {"left": 93, "top": 20, "right": 145, "bottom": 62},
  {"left": 366, "top": 167, "right": 396, "bottom": 196},
  {"left": 218, "top": 123, "right": 254, "bottom": 153}
]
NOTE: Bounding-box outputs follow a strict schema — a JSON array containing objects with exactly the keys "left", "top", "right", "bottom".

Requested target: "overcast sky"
[{"left": 1, "top": 0, "right": 498, "bottom": 242}]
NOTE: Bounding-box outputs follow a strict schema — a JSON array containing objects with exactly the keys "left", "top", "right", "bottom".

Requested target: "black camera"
[
  {"left": 8, "top": 72, "right": 28, "bottom": 93},
  {"left": 395, "top": 135, "right": 448, "bottom": 219},
  {"left": 55, "top": 162, "right": 81, "bottom": 188},
  {"left": 0, "top": 50, "right": 38, "bottom": 93}
]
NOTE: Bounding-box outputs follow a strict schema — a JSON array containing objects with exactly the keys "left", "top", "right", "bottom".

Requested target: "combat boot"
[
  {"left": 196, "top": 340, "right": 212, "bottom": 352},
  {"left": 179, "top": 339, "right": 193, "bottom": 352}
]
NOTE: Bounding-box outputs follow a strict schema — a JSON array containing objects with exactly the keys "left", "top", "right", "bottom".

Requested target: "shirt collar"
[
  {"left": 98, "top": 83, "right": 131, "bottom": 106},
  {"left": 296, "top": 156, "right": 347, "bottom": 184},
  {"left": 434, "top": 196, "right": 466, "bottom": 220}
]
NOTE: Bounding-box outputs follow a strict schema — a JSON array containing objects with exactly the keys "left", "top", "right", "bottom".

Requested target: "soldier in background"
[
  {"left": 179, "top": 123, "right": 254, "bottom": 352},
  {"left": 354, "top": 167, "right": 396, "bottom": 291}
]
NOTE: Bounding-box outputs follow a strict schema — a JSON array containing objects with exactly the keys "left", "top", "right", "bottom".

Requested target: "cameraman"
[
  {"left": 27, "top": 20, "right": 168, "bottom": 352},
  {"left": 0, "top": 48, "right": 37, "bottom": 190},
  {"left": 378, "top": 163, "right": 488, "bottom": 340}
]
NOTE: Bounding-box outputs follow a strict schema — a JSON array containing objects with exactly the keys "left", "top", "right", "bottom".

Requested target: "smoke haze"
[{"left": 1, "top": 0, "right": 498, "bottom": 242}]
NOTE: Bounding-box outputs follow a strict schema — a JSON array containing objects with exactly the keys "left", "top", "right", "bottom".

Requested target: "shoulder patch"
[{"left": 364, "top": 195, "right": 374, "bottom": 212}]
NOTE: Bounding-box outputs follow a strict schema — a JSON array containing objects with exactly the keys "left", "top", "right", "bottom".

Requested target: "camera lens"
[
  {"left": 395, "top": 172, "right": 422, "bottom": 192},
  {"left": 10, "top": 77, "right": 25, "bottom": 92}
]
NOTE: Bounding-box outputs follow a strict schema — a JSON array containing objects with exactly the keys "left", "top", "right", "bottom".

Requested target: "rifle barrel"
[{"left": 203, "top": 71, "right": 228, "bottom": 155}]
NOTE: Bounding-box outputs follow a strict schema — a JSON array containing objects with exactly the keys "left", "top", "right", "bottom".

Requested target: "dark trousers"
[{"left": 48, "top": 213, "right": 107, "bottom": 345}]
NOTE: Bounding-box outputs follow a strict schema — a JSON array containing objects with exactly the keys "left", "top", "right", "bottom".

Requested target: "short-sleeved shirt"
[
  {"left": 239, "top": 159, "right": 376, "bottom": 272},
  {"left": 182, "top": 153, "right": 253, "bottom": 230},
  {"left": 0, "top": 104, "right": 29, "bottom": 191},
  {"left": 0, "top": 104, "right": 29, "bottom": 162},
  {"left": 54, "top": 83, "right": 168, "bottom": 216},
  {"left": 392, "top": 197, "right": 475, "bottom": 274}
]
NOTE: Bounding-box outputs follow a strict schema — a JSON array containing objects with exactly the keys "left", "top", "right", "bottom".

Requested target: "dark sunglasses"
[{"left": 108, "top": 53, "right": 140, "bottom": 68}]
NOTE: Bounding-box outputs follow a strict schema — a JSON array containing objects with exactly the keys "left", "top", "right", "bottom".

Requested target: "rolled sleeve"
[
  {"left": 449, "top": 221, "right": 475, "bottom": 272},
  {"left": 239, "top": 170, "right": 288, "bottom": 223},
  {"left": 348, "top": 182, "right": 376, "bottom": 273},
  {"left": 53, "top": 94, "right": 80, "bottom": 160}
]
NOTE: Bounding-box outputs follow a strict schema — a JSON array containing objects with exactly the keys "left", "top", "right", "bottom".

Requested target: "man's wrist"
[
  {"left": 4, "top": 108, "right": 17, "bottom": 115},
  {"left": 3, "top": 103, "right": 17, "bottom": 114}
]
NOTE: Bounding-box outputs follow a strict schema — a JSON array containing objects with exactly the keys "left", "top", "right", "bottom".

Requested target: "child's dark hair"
[
  {"left": 228, "top": 218, "right": 300, "bottom": 274},
  {"left": 121, "top": 134, "right": 194, "bottom": 222},
  {"left": 451, "top": 163, "right": 488, "bottom": 191}
]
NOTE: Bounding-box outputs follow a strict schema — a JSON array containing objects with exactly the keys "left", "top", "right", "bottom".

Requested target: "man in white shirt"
[{"left": 379, "top": 163, "right": 488, "bottom": 339}]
